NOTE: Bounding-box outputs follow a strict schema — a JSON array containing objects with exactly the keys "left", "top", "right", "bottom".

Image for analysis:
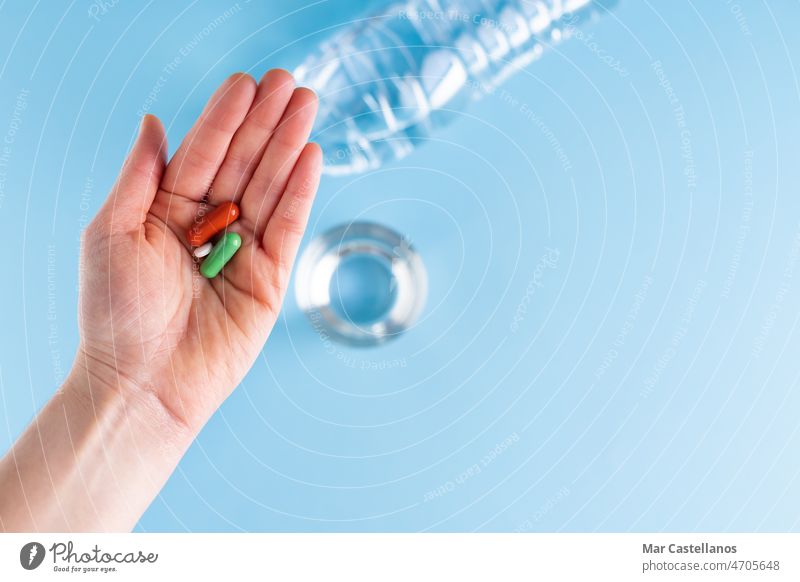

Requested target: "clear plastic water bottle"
[{"left": 294, "top": 0, "right": 615, "bottom": 175}]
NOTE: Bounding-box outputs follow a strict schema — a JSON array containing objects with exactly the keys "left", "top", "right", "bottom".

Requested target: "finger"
[
  {"left": 159, "top": 73, "right": 256, "bottom": 202},
  {"left": 239, "top": 87, "right": 318, "bottom": 236},
  {"left": 95, "top": 114, "right": 166, "bottom": 235},
  {"left": 209, "top": 69, "right": 295, "bottom": 205},
  {"left": 259, "top": 142, "right": 322, "bottom": 298}
]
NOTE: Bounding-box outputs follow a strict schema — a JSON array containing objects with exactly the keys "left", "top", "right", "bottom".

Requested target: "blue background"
[{"left": 1, "top": 0, "right": 800, "bottom": 531}]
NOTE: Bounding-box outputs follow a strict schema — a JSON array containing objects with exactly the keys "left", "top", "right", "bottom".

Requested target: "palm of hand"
[{"left": 77, "top": 71, "right": 320, "bottom": 431}]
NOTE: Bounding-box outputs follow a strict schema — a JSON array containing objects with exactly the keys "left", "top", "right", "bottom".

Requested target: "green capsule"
[{"left": 200, "top": 232, "right": 242, "bottom": 278}]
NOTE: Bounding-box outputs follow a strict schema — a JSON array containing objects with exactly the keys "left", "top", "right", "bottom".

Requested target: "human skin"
[{"left": 0, "top": 70, "right": 321, "bottom": 532}]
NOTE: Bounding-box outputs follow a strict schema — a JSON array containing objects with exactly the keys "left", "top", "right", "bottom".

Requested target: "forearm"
[{"left": 0, "top": 362, "right": 193, "bottom": 532}]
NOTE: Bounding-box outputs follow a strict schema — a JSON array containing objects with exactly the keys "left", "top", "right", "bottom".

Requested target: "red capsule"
[{"left": 187, "top": 201, "right": 240, "bottom": 246}]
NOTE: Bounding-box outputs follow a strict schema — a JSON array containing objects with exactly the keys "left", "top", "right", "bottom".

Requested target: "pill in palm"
[
  {"left": 200, "top": 232, "right": 242, "bottom": 278},
  {"left": 187, "top": 201, "right": 240, "bottom": 246},
  {"left": 192, "top": 242, "right": 213, "bottom": 259}
]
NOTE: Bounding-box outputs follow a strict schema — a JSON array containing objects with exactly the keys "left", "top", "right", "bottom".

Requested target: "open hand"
[{"left": 78, "top": 70, "right": 321, "bottom": 432}]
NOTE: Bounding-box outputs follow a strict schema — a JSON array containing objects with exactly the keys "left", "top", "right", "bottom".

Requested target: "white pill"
[{"left": 193, "top": 242, "right": 213, "bottom": 258}]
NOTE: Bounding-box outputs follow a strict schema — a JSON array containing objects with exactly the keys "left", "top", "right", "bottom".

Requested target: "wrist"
[
  {"left": 67, "top": 347, "right": 195, "bottom": 449},
  {"left": 0, "top": 356, "right": 197, "bottom": 531}
]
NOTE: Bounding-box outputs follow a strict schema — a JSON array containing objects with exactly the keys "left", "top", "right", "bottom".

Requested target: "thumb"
[{"left": 97, "top": 114, "right": 167, "bottom": 235}]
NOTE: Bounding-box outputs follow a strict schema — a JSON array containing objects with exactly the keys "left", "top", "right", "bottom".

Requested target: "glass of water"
[{"left": 294, "top": 222, "right": 427, "bottom": 347}]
